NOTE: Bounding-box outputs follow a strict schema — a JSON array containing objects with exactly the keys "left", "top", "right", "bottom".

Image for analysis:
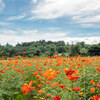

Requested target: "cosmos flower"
[{"left": 53, "top": 95, "right": 60, "bottom": 100}]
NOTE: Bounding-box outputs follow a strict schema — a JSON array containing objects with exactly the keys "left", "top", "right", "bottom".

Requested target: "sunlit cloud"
[
  {"left": 0, "top": 29, "right": 99, "bottom": 45},
  {"left": 32, "top": 0, "right": 38, "bottom": 3},
  {"left": 29, "top": 0, "right": 100, "bottom": 28}
]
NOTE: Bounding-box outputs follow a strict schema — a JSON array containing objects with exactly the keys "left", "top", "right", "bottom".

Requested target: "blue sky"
[{"left": 0, "top": 0, "right": 100, "bottom": 45}]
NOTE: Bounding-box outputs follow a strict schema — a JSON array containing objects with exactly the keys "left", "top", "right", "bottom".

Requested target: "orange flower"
[
  {"left": 2, "top": 56, "right": 5, "bottom": 58},
  {"left": 29, "top": 69, "right": 34, "bottom": 72},
  {"left": 38, "top": 90, "right": 44, "bottom": 94},
  {"left": 65, "top": 69, "right": 75, "bottom": 76},
  {"left": 51, "top": 83, "right": 58, "bottom": 87},
  {"left": 90, "top": 88, "right": 95, "bottom": 93},
  {"left": 67, "top": 74, "right": 79, "bottom": 81},
  {"left": 5, "top": 68, "right": 10, "bottom": 70},
  {"left": 46, "top": 81, "right": 50, "bottom": 84},
  {"left": 53, "top": 95, "right": 60, "bottom": 100},
  {"left": 21, "top": 70, "right": 24, "bottom": 73},
  {"left": 87, "top": 71, "right": 90, "bottom": 73},
  {"left": 36, "top": 75, "right": 40, "bottom": 78},
  {"left": 23, "top": 52, "right": 26, "bottom": 54},
  {"left": 38, "top": 78, "right": 41, "bottom": 81},
  {"left": 58, "top": 81, "right": 61, "bottom": 84},
  {"left": 41, "top": 69, "right": 59, "bottom": 80},
  {"left": 90, "top": 80, "right": 95, "bottom": 84},
  {"left": 80, "top": 57, "right": 87, "bottom": 62},
  {"left": 21, "top": 80, "right": 33, "bottom": 95},
  {"left": 45, "top": 94, "right": 51, "bottom": 98},
  {"left": 97, "top": 67, "right": 100, "bottom": 71},
  {"left": 91, "top": 96, "right": 100, "bottom": 100},
  {"left": 33, "top": 81, "right": 37, "bottom": 83},
  {"left": 59, "top": 84, "right": 66, "bottom": 89},
  {"left": 72, "top": 87, "right": 81, "bottom": 91},
  {"left": 33, "top": 71, "right": 38, "bottom": 75},
  {"left": 21, "top": 84, "right": 28, "bottom": 95},
  {"left": 80, "top": 92, "right": 83, "bottom": 96},
  {"left": 38, "top": 84, "right": 42, "bottom": 88},
  {"left": 37, "top": 68, "right": 41, "bottom": 71},
  {"left": 32, "top": 87, "right": 36, "bottom": 90},
  {"left": 95, "top": 83, "right": 100, "bottom": 88},
  {"left": 94, "top": 73, "right": 97, "bottom": 76}
]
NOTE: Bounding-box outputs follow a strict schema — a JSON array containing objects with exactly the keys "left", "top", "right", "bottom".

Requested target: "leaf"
[
  {"left": 15, "top": 95, "right": 23, "bottom": 100},
  {"left": 66, "top": 92, "right": 72, "bottom": 100}
]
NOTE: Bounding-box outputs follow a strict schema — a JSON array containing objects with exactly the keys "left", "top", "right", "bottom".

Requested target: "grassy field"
[{"left": 0, "top": 55, "right": 100, "bottom": 100}]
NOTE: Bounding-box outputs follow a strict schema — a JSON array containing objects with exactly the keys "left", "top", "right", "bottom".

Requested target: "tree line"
[{"left": 0, "top": 40, "right": 100, "bottom": 58}]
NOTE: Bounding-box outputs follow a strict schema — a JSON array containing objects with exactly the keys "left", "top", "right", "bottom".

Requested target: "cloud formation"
[
  {"left": 0, "top": 0, "right": 99, "bottom": 45},
  {"left": 0, "top": 29, "right": 17, "bottom": 35},
  {"left": 30, "top": 0, "right": 100, "bottom": 25},
  {"left": 0, "top": 29, "right": 99, "bottom": 45},
  {"left": 7, "top": 14, "right": 26, "bottom": 20},
  {"left": 0, "top": 22, "right": 12, "bottom": 26},
  {"left": 32, "top": 0, "right": 38, "bottom": 3},
  {"left": 0, "top": 0, "right": 5, "bottom": 13}
]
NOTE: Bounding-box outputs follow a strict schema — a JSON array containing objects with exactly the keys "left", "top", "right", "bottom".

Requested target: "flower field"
[{"left": 0, "top": 55, "right": 100, "bottom": 100}]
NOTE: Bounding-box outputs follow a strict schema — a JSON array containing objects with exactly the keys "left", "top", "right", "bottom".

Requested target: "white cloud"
[
  {"left": 30, "top": 0, "right": 100, "bottom": 25},
  {"left": 22, "top": 30, "right": 38, "bottom": 35},
  {"left": 0, "top": 29, "right": 17, "bottom": 35},
  {"left": 32, "top": 0, "right": 38, "bottom": 3},
  {"left": 73, "top": 15, "right": 100, "bottom": 23},
  {"left": 0, "top": 29, "right": 99, "bottom": 45},
  {"left": 80, "top": 23, "right": 95, "bottom": 28},
  {"left": 0, "top": 22, "right": 12, "bottom": 26},
  {"left": 7, "top": 14, "right": 26, "bottom": 20},
  {"left": 79, "top": 23, "right": 100, "bottom": 28},
  {"left": 62, "top": 37, "right": 100, "bottom": 44},
  {"left": 47, "top": 27, "right": 60, "bottom": 31},
  {"left": 0, "top": 0, "right": 5, "bottom": 13}
]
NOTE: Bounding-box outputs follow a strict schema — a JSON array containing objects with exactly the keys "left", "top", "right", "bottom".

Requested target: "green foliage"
[
  {"left": 57, "top": 46, "right": 66, "bottom": 53},
  {"left": 0, "top": 41, "right": 99, "bottom": 58},
  {"left": 88, "top": 44, "right": 100, "bottom": 56},
  {"left": 15, "top": 95, "right": 23, "bottom": 100},
  {"left": 80, "top": 48, "right": 88, "bottom": 56}
]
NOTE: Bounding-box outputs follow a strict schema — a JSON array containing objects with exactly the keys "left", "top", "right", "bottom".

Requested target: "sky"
[{"left": 0, "top": 0, "right": 100, "bottom": 45}]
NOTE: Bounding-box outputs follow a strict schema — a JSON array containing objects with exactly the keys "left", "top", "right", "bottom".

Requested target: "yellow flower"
[{"left": 80, "top": 92, "right": 83, "bottom": 96}]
